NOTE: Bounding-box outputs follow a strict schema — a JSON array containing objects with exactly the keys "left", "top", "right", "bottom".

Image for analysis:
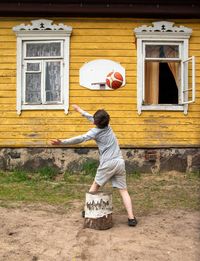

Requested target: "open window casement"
[
  {"left": 181, "top": 56, "right": 195, "bottom": 105},
  {"left": 134, "top": 21, "right": 195, "bottom": 115},
  {"left": 13, "top": 19, "right": 72, "bottom": 115}
]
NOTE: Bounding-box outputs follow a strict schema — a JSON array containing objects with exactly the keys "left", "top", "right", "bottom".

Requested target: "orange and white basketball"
[{"left": 106, "top": 71, "right": 123, "bottom": 90}]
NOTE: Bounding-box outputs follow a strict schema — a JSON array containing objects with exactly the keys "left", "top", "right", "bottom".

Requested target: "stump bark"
[{"left": 83, "top": 192, "right": 113, "bottom": 230}]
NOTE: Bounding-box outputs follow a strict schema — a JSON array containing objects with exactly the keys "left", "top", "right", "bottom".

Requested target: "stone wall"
[{"left": 0, "top": 147, "right": 200, "bottom": 174}]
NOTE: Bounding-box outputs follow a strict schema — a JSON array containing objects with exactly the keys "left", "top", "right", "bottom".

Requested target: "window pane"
[
  {"left": 144, "top": 61, "right": 179, "bottom": 105},
  {"left": 26, "top": 42, "right": 61, "bottom": 57},
  {"left": 27, "top": 62, "right": 40, "bottom": 71},
  {"left": 146, "top": 45, "right": 179, "bottom": 58},
  {"left": 25, "top": 73, "right": 41, "bottom": 103},
  {"left": 45, "top": 62, "right": 61, "bottom": 102}
]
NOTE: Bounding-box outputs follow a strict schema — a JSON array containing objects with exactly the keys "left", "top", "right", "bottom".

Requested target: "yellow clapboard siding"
[
  {"left": 0, "top": 30, "right": 15, "bottom": 36},
  {"left": 0, "top": 64, "right": 16, "bottom": 70},
  {"left": 71, "top": 42, "right": 135, "bottom": 50},
  {"left": 70, "top": 62, "right": 136, "bottom": 70},
  {"left": 0, "top": 43, "right": 15, "bottom": 48},
  {"left": 0, "top": 90, "right": 16, "bottom": 97},
  {"left": 0, "top": 36, "right": 15, "bottom": 42},
  {"left": 0, "top": 56, "right": 16, "bottom": 63},
  {"left": 0, "top": 99, "right": 16, "bottom": 104},
  {"left": 0, "top": 141, "right": 199, "bottom": 148},
  {"left": 0, "top": 71, "right": 16, "bottom": 77},
  {"left": 120, "top": 139, "right": 200, "bottom": 147},
  {"left": 190, "top": 43, "right": 200, "bottom": 49},
  {"left": 1, "top": 114, "right": 200, "bottom": 127},
  {"left": 45, "top": 131, "right": 200, "bottom": 140},
  {"left": 0, "top": 19, "right": 200, "bottom": 148},
  {"left": 72, "top": 35, "right": 134, "bottom": 43},
  {"left": 70, "top": 90, "right": 136, "bottom": 97},
  {"left": 70, "top": 97, "right": 135, "bottom": 104},
  {"left": 0, "top": 139, "right": 199, "bottom": 148},
  {"left": 70, "top": 56, "right": 136, "bottom": 63},
  {"left": 71, "top": 49, "right": 136, "bottom": 56},
  {"left": 0, "top": 139, "right": 48, "bottom": 147},
  {"left": 2, "top": 109, "right": 200, "bottom": 120},
  {"left": 0, "top": 49, "right": 16, "bottom": 55},
  {"left": 0, "top": 132, "right": 47, "bottom": 139},
  {"left": 0, "top": 84, "right": 16, "bottom": 91},
  {"left": 0, "top": 122, "right": 199, "bottom": 133},
  {"left": 0, "top": 77, "right": 16, "bottom": 84}
]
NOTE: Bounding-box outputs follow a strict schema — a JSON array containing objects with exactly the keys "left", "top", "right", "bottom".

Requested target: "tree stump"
[{"left": 83, "top": 192, "right": 113, "bottom": 230}]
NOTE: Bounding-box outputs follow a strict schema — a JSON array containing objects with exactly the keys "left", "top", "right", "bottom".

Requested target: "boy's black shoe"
[
  {"left": 82, "top": 210, "right": 85, "bottom": 218},
  {"left": 128, "top": 217, "right": 138, "bottom": 227}
]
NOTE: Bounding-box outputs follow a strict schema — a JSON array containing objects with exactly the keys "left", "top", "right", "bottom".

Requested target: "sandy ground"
[{"left": 0, "top": 204, "right": 199, "bottom": 261}]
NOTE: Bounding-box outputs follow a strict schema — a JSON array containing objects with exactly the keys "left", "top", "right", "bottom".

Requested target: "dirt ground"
[{"left": 0, "top": 203, "right": 199, "bottom": 261}]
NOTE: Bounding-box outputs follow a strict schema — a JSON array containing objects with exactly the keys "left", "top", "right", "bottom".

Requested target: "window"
[
  {"left": 13, "top": 19, "right": 72, "bottom": 114},
  {"left": 134, "top": 21, "right": 195, "bottom": 114}
]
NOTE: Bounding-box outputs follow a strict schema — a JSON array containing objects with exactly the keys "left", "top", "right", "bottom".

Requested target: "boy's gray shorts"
[{"left": 95, "top": 158, "right": 127, "bottom": 189}]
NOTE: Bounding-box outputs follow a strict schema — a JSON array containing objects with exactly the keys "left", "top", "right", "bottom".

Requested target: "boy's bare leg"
[
  {"left": 89, "top": 180, "right": 100, "bottom": 193},
  {"left": 119, "top": 189, "right": 135, "bottom": 219}
]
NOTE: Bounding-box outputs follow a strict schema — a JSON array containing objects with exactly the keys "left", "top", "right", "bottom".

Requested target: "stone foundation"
[{"left": 0, "top": 147, "right": 200, "bottom": 173}]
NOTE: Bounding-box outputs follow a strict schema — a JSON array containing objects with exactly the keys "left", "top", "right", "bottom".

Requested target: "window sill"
[
  {"left": 21, "top": 104, "right": 64, "bottom": 110},
  {"left": 141, "top": 105, "right": 184, "bottom": 111},
  {"left": 17, "top": 104, "right": 68, "bottom": 115}
]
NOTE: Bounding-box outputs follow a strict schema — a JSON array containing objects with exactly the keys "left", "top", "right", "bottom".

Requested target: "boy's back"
[{"left": 89, "top": 125, "right": 123, "bottom": 164}]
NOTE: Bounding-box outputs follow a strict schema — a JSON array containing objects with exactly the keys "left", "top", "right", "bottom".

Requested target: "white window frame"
[
  {"left": 134, "top": 21, "right": 195, "bottom": 115},
  {"left": 13, "top": 19, "right": 72, "bottom": 115},
  {"left": 23, "top": 59, "right": 63, "bottom": 105},
  {"left": 181, "top": 56, "right": 196, "bottom": 104}
]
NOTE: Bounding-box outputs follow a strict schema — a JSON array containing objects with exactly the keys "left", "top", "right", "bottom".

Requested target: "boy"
[{"left": 51, "top": 105, "right": 137, "bottom": 227}]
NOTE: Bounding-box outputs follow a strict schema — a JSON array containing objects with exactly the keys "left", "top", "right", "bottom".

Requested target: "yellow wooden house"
[{"left": 0, "top": 0, "right": 200, "bottom": 172}]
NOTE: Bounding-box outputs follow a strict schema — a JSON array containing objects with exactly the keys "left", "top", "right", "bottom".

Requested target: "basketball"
[{"left": 106, "top": 71, "right": 123, "bottom": 90}]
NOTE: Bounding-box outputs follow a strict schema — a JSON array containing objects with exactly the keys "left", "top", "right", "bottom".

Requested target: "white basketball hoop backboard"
[{"left": 79, "top": 59, "right": 125, "bottom": 90}]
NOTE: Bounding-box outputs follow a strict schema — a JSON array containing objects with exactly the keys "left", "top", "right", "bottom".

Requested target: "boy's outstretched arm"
[
  {"left": 72, "top": 104, "right": 85, "bottom": 114},
  {"left": 72, "top": 104, "right": 94, "bottom": 123},
  {"left": 51, "top": 129, "right": 96, "bottom": 146}
]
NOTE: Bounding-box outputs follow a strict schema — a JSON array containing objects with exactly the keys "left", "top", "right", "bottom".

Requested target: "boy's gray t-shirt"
[{"left": 62, "top": 110, "right": 123, "bottom": 164}]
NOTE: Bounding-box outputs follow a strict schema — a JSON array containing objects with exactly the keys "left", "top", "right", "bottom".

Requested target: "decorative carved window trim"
[
  {"left": 134, "top": 21, "right": 195, "bottom": 115},
  {"left": 13, "top": 19, "right": 72, "bottom": 115}
]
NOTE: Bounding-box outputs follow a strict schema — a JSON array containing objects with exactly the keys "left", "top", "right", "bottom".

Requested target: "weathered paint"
[{"left": 0, "top": 18, "right": 200, "bottom": 148}]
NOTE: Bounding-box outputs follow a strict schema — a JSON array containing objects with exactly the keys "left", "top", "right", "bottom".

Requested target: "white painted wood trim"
[
  {"left": 134, "top": 21, "right": 194, "bottom": 115},
  {"left": 137, "top": 39, "right": 143, "bottom": 115},
  {"left": 16, "top": 37, "right": 22, "bottom": 115},
  {"left": 13, "top": 19, "right": 72, "bottom": 115},
  {"left": 134, "top": 21, "right": 192, "bottom": 39},
  {"left": 141, "top": 105, "right": 184, "bottom": 111},
  {"left": 21, "top": 104, "right": 65, "bottom": 110},
  {"left": 64, "top": 36, "right": 70, "bottom": 114},
  {"left": 182, "top": 56, "right": 196, "bottom": 105}
]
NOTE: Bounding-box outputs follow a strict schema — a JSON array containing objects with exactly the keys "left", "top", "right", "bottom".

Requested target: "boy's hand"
[
  {"left": 72, "top": 104, "right": 81, "bottom": 112},
  {"left": 51, "top": 139, "right": 62, "bottom": 145}
]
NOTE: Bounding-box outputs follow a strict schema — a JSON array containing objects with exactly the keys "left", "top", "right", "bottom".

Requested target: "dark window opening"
[{"left": 159, "top": 63, "right": 178, "bottom": 104}]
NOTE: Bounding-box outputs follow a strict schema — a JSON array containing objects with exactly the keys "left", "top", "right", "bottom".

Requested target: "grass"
[{"left": 0, "top": 170, "right": 199, "bottom": 215}]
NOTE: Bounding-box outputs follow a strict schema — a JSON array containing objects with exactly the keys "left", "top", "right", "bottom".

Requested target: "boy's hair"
[{"left": 93, "top": 109, "right": 110, "bottom": 129}]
